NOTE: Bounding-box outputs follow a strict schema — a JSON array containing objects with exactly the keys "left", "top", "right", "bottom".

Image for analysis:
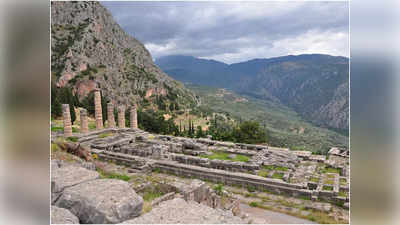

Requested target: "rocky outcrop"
[
  {"left": 51, "top": 164, "right": 100, "bottom": 204},
  {"left": 55, "top": 179, "right": 143, "bottom": 224},
  {"left": 51, "top": 1, "right": 196, "bottom": 109},
  {"left": 51, "top": 206, "right": 79, "bottom": 224},
  {"left": 51, "top": 161, "right": 143, "bottom": 223},
  {"left": 122, "top": 198, "right": 247, "bottom": 224}
]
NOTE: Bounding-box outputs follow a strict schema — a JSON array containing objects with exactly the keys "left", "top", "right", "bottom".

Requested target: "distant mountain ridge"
[{"left": 156, "top": 54, "right": 349, "bottom": 131}]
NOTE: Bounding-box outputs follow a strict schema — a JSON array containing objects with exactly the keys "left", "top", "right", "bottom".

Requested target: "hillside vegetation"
[
  {"left": 187, "top": 84, "right": 348, "bottom": 154},
  {"left": 156, "top": 54, "right": 349, "bottom": 132}
]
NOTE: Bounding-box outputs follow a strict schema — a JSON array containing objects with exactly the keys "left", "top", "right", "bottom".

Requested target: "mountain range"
[{"left": 156, "top": 54, "right": 349, "bottom": 132}]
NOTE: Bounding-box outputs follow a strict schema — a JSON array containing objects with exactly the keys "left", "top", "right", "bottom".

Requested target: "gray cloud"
[{"left": 102, "top": 1, "right": 349, "bottom": 64}]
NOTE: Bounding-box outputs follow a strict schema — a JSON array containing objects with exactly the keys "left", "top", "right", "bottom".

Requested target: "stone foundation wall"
[{"left": 153, "top": 161, "right": 311, "bottom": 198}]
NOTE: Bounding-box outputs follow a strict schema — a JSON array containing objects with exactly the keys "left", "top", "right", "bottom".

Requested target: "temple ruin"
[{"left": 60, "top": 93, "right": 349, "bottom": 208}]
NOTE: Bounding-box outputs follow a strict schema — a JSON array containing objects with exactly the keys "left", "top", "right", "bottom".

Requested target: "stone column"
[
  {"left": 118, "top": 106, "right": 125, "bottom": 128},
  {"left": 107, "top": 102, "right": 116, "bottom": 128},
  {"left": 130, "top": 106, "right": 138, "bottom": 129},
  {"left": 94, "top": 90, "right": 103, "bottom": 130},
  {"left": 62, "top": 104, "right": 72, "bottom": 137},
  {"left": 80, "top": 108, "right": 88, "bottom": 133}
]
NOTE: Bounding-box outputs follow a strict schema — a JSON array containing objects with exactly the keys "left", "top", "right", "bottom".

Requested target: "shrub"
[
  {"left": 249, "top": 202, "right": 258, "bottom": 207},
  {"left": 323, "top": 185, "right": 334, "bottom": 191},
  {"left": 214, "top": 184, "right": 224, "bottom": 196},
  {"left": 247, "top": 185, "right": 256, "bottom": 193},
  {"left": 66, "top": 136, "right": 78, "bottom": 142}
]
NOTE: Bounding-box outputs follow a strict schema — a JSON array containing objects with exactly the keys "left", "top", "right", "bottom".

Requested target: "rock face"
[
  {"left": 55, "top": 179, "right": 143, "bottom": 224},
  {"left": 51, "top": 164, "right": 100, "bottom": 204},
  {"left": 51, "top": 206, "right": 79, "bottom": 224},
  {"left": 122, "top": 198, "right": 246, "bottom": 224},
  {"left": 51, "top": 1, "right": 196, "bottom": 108}
]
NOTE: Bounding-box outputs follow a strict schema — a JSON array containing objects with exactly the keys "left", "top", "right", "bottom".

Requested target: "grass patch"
[
  {"left": 72, "top": 127, "right": 79, "bottom": 133},
  {"left": 200, "top": 151, "right": 250, "bottom": 162},
  {"left": 66, "top": 136, "right": 78, "bottom": 142},
  {"left": 262, "top": 165, "right": 289, "bottom": 171},
  {"left": 324, "top": 179, "right": 334, "bottom": 185},
  {"left": 326, "top": 173, "right": 336, "bottom": 178},
  {"left": 271, "top": 172, "right": 284, "bottom": 180},
  {"left": 51, "top": 143, "right": 59, "bottom": 153},
  {"left": 142, "top": 191, "right": 163, "bottom": 202},
  {"left": 340, "top": 178, "right": 347, "bottom": 185},
  {"left": 322, "top": 167, "right": 341, "bottom": 174},
  {"left": 249, "top": 201, "right": 259, "bottom": 207},
  {"left": 235, "top": 154, "right": 250, "bottom": 162},
  {"left": 97, "top": 169, "right": 130, "bottom": 181},
  {"left": 88, "top": 122, "right": 96, "bottom": 130},
  {"left": 299, "top": 195, "right": 312, "bottom": 201},
  {"left": 258, "top": 170, "right": 269, "bottom": 177},
  {"left": 338, "top": 191, "right": 347, "bottom": 197},
  {"left": 323, "top": 185, "right": 334, "bottom": 191},
  {"left": 51, "top": 126, "right": 64, "bottom": 132},
  {"left": 309, "top": 177, "right": 319, "bottom": 183},
  {"left": 98, "top": 132, "right": 113, "bottom": 138}
]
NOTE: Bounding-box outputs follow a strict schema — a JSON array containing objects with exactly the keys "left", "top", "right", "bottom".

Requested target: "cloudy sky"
[{"left": 102, "top": 1, "right": 349, "bottom": 64}]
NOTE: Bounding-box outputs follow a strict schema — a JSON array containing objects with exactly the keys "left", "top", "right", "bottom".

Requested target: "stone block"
[
  {"left": 55, "top": 179, "right": 143, "bottom": 224},
  {"left": 51, "top": 206, "right": 79, "bottom": 224}
]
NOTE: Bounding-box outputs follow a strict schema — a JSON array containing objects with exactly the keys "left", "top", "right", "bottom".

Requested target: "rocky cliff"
[{"left": 51, "top": 1, "right": 196, "bottom": 109}]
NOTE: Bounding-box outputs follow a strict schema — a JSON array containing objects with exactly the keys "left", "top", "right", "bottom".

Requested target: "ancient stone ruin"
[
  {"left": 57, "top": 91, "right": 349, "bottom": 223},
  {"left": 107, "top": 102, "right": 116, "bottom": 128},
  {"left": 118, "top": 106, "right": 125, "bottom": 128},
  {"left": 80, "top": 108, "right": 88, "bottom": 134},
  {"left": 94, "top": 89, "right": 103, "bottom": 130},
  {"left": 62, "top": 104, "right": 72, "bottom": 137}
]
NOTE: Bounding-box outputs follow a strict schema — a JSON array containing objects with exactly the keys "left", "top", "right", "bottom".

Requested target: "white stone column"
[
  {"left": 62, "top": 104, "right": 72, "bottom": 137},
  {"left": 80, "top": 108, "right": 88, "bottom": 133},
  {"left": 94, "top": 89, "right": 103, "bottom": 130},
  {"left": 130, "top": 106, "right": 138, "bottom": 129},
  {"left": 107, "top": 102, "right": 116, "bottom": 128},
  {"left": 118, "top": 106, "right": 125, "bottom": 128}
]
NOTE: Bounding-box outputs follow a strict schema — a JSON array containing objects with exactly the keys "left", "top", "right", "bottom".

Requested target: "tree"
[
  {"left": 51, "top": 84, "right": 62, "bottom": 118},
  {"left": 169, "top": 102, "right": 175, "bottom": 112},
  {"left": 233, "top": 121, "right": 267, "bottom": 144},
  {"left": 195, "top": 125, "right": 205, "bottom": 138}
]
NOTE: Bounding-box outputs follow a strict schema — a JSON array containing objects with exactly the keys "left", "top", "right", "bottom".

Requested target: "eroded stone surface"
[
  {"left": 122, "top": 198, "right": 247, "bottom": 224},
  {"left": 51, "top": 206, "right": 79, "bottom": 224},
  {"left": 55, "top": 179, "right": 143, "bottom": 224},
  {"left": 51, "top": 164, "right": 100, "bottom": 204}
]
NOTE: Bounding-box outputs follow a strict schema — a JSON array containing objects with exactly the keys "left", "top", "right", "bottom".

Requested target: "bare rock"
[
  {"left": 51, "top": 165, "right": 99, "bottom": 204},
  {"left": 51, "top": 206, "right": 79, "bottom": 224},
  {"left": 122, "top": 198, "right": 246, "bottom": 224},
  {"left": 55, "top": 179, "right": 143, "bottom": 224}
]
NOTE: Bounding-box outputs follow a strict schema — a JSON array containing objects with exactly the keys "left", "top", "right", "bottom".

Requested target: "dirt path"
[{"left": 240, "top": 203, "right": 316, "bottom": 224}]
